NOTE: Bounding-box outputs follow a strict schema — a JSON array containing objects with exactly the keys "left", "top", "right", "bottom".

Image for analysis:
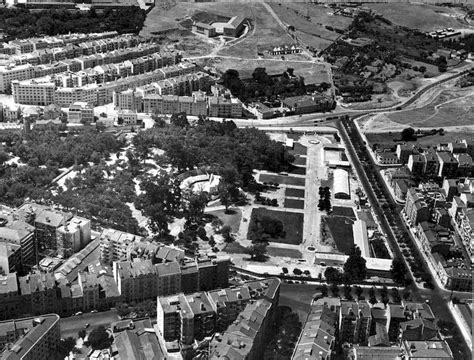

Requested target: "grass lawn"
[
  {"left": 223, "top": 240, "right": 247, "bottom": 254},
  {"left": 248, "top": 208, "right": 304, "bottom": 245},
  {"left": 279, "top": 283, "right": 316, "bottom": 322},
  {"left": 260, "top": 174, "right": 305, "bottom": 187},
  {"left": 366, "top": 3, "right": 466, "bottom": 32},
  {"left": 285, "top": 188, "right": 305, "bottom": 198},
  {"left": 289, "top": 166, "right": 306, "bottom": 176},
  {"left": 284, "top": 198, "right": 305, "bottom": 209},
  {"left": 202, "top": 57, "right": 326, "bottom": 81},
  {"left": 206, "top": 208, "right": 242, "bottom": 233},
  {"left": 365, "top": 131, "right": 471, "bottom": 147},
  {"left": 290, "top": 143, "right": 308, "bottom": 156},
  {"left": 267, "top": 246, "right": 302, "bottom": 259},
  {"left": 292, "top": 156, "right": 307, "bottom": 166}
]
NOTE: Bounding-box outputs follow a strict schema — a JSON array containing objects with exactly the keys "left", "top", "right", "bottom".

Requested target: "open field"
[
  {"left": 248, "top": 208, "right": 304, "bottom": 245},
  {"left": 284, "top": 198, "right": 305, "bottom": 209},
  {"left": 269, "top": 3, "right": 344, "bottom": 40},
  {"left": 294, "top": 30, "right": 333, "bottom": 51},
  {"left": 267, "top": 246, "right": 303, "bottom": 259},
  {"left": 365, "top": 131, "right": 472, "bottom": 147},
  {"left": 271, "top": 3, "right": 353, "bottom": 31},
  {"left": 366, "top": 3, "right": 470, "bottom": 32},
  {"left": 200, "top": 57, "right": 329, "bottom": 83},
  {"left": 387, "top": 88, "right": 474, "bottom": 128},
  {"left": 260, "top": 174, "right": 305, "bottom": 187},
  {"left": 223, "top": 240, "right": 247, "bottom": 254},
  {"left": 285, "top": 188, "right": 305, "bottom": 198}
]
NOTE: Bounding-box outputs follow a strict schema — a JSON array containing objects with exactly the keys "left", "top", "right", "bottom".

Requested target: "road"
[
  {"left": 337, "top": 117, "right": 472, "bottom": 359},
  {"left": 59, "top": 310, "right": 120, "bottom": 339}
]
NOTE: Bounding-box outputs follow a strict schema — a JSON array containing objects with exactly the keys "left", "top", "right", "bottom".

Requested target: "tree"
[
  {"left": 78, "top": 329, "right": 87, "bottom": 339},
  {"left": 218, "top": 183, "right": 233, "bottom": 213},
  {"left": 135, "top": 171, "right": 181, "bottom": 235},
  {"left": 247, "top": 242, "right": 268, "bottom": 261},
  {"left": 343, "top": 245, "right": 367, "bottom": 283},
  {"left": 183, "top": 191, "right": 208, "bottom": 227},
  {"left": 55, "top": 337, "right": 76, "bottom": 358},
  {"left": 319, "top": 284, "right": 328, "bottom": 297},
  {"left": 170, "top": 112, "right": 189, "bottom": 128},
  {"left": 401, "top": 127, "right": 416, "bottom": 141},
  {"left": 391, "top": 257, "right": 408, "bottom": 286},
  {"left": 86, "top": 326, "right": 113, "bottom": 350},
  {"left": 324, "top": 267, "right": 342, "bottom": 284},
  {"left": 221, "top": 225, "right": 233, "bottom": 242},
  {"left": 368, "top": 287, "right": 377, "bottom": 305}
]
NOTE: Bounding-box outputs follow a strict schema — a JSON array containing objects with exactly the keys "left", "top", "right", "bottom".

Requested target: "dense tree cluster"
[
  {"left": 0, "top": 7, "right": 146, "bottom": 40},
  {"left": 131, "top": 117, "right": 294, "bottom": 187},
  {"left": 343, "top": 245, "right": 367, "bottom": 282},
  {"left": 248, "top": 215, "right": 285, "bottom": 241},
  {"left": 7, "top": 129, "right": 123, "bottom": 168},
  {"left": 54, "top": 162, "right": 141, "bottom": 234},
  {"left": 0, "top": 129, "right": 124, "bottom": 208},
  {"left": 221, "top": 68, "right": 308, "bottom": 103}
]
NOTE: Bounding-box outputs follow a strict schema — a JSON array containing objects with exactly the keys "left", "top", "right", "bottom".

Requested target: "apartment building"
[
  {"left": 67, "top": 101, "right": 94, "bottom": 124},
  {"left": 18, "top": 272, "right": 62, "bottom": 316},
  {"left": 99, "top": 228, "right": 144, "bottom": 265},
  {"left": 55, "top": 84, "right": 98, "bottom": 107},
  {"left": 156, "top": 262, "right": 182, "bottom": 297},
  {"left": 0, "top": 212, "right": 35, "bottom": 267},
  {"left": 209, "top": 299, "right": 274, "bottom": 360},
  {"left": 0, "top": 274, "right": 22, "bottom": 321},
  {"left": 0, "top": 64, "right": 35, "bottom": 92},
  {"left": 11, "top": 79, "right": 55, "bottom": 106},
  {"left": 405, "top": 188, "right": 430, "bottom": 225},
  {"left": 437, "top": 152, "right": 459, "bottom": 179},
  {"left": 292, "top": 297, "right": 340, "bottom": 360},
  {"left": 408, "top": 154, "right": 426, "bottom": 177},
  {"left": 55, "top": 216, "right": 91, "bottom": 258},
  {"left": 208, "top": 96, "right": 243, "bottom": 118},
  {"left": 157, "top": 293, "right": 194, "bottom": 346},
  {"left": 396, "top": 144, "right": 415, "bottom": 165},
  {"left": 0, "top": 314, "right": 60, "bottom": 360},
  {"left": 113, "top": 260, "right": 158, "bottom": 303},
  {"left": 159, "top": 278, "right": 281, "bottom": 358}
]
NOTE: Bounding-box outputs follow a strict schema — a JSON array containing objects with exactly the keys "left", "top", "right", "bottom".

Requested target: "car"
[
  {"left": 90, "top": 310, "right": 98, "bottom": 314},
  {"left": 74, "top": 311, "right": 83, "bottom": 316},
  {"left": 84, "top": 323, "right": 90, "bottom": 329}
]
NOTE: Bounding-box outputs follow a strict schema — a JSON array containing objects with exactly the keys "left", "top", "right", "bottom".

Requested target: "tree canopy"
[
  {"left": 86, "top": 326, "right": 113, "bottom": 350},
  {"left": 0, "top": 7, "right": 146, "bottom": 40},
  {"left": 343, "top": 245, "right": 367, "bottom": 283}
]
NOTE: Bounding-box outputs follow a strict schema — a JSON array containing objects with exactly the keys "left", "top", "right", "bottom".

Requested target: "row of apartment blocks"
[
  {"left": 0, "top": 31, "right": 120, "bottom": 55},
  {"left": 0, "top": 256, "right": 230, "bottom": 322},
  {"left": 158, "top": 278, "right": 280, "bottom": 359},
  {"left": 0, "top": 35, "right": 157, "bottom": 92},
  {"left": 1, "top": 35, "right": 146, "bottom": 68},
  {"left": 292, "top": 298, "right": 454, "bottom": 360},
  {"left": 115, "top": 89, "right": 243, "bottom": 118},
  {"left": 12, "top": 62, "right": 203, "bottom": 107},
  {"left": 378, "top": 141, "right": 474, "bottom": 177},
  {"left": 403, "top": 180, "right": 472, "bottom": 292}
]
